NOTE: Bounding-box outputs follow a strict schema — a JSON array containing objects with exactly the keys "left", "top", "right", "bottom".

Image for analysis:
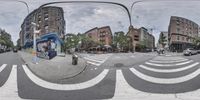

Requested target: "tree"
[
  {"left": 113, "top": 31, "right": 130, "bottom": 51},
  {"left": 0, "top": 29, "right": 13, "bottom": 48},
  {"left": 64, "top": 34, "right": 79, "bottom": 52},
  {"left": 77, "top": 34, "right": 99, "bottom": 50},
  {"left": 158, "top": 33, "right": 167, "bottom": 48},
  {"left": 193, "top": 37, "right": 200, "bottom": 49},
  {"left": 138, "top": 40, "right": 147, "bottom": 52},
  {"left": 0, "top": 39, "right": 5, "bottom": 45}
]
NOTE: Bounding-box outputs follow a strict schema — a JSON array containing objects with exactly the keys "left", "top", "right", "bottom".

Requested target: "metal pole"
[{"left": 32, "top": 22, "right": 39, "bottom": 64}]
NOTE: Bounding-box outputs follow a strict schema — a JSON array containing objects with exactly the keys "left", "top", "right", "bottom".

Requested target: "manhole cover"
[{"left": 114, "top": 63, "right": 124, "bottom": 67}]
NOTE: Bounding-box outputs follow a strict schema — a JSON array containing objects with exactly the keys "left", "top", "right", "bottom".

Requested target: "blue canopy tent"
[
  {"left": 39, "top": 33, "right": 64, "bottom": 44},
  {"left": 24, "top": 33, "right": 64, "bottom": 51},
  {"left": 37, "top": 33, "right": 64, "bottom": 54}
]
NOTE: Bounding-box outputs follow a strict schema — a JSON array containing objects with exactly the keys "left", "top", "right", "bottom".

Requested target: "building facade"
[
  {"left": 20, "top": 6, "right": 65, "bottom": 48},
  {"left": 85, "top": 26, "right": 113, "bottom": 46},
  {"left": 127, "top": 26, "right": 155, "bottom": 52},
  {"left": 168, "top": 16, "right": 199, "bottom": 52}
]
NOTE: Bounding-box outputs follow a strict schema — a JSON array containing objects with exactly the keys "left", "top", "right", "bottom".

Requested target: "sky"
[{"left": 1, "top": 0, "right": 200, "bottom": 46}]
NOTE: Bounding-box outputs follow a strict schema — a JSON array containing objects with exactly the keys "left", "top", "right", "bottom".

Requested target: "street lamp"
[{"left": 31, "top": 22, "right": 40, "bottom": 64}]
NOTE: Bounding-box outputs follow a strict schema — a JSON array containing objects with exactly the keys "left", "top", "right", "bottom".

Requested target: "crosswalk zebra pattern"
[
  {"left": 83, "top": 54, "right": 112, "bottom": 66},
  {"left": 130, "top": 56, "right": 200, "bottom": 84},
  {"left": 1, "top": 58, "right": 200, "bottom": 100},
  {"left": 0, "top": 64, "right": 21, "bottom": 100}
]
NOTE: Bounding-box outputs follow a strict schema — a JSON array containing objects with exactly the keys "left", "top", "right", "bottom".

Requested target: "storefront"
[
  {"left": 36, "top": 33, "right": 64, "bottom": 59},
  {"left": 169, "top": 42, "right": 194, "bottom": 52}
]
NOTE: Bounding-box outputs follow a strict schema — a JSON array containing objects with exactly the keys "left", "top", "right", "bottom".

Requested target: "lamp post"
[{"left": 31, "top": 22, "right": 40, "bottom": 64}]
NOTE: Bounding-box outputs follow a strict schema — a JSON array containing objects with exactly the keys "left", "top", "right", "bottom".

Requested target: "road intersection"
[{"left": 0, "top": 52, "right": 200, "bottom": 99}]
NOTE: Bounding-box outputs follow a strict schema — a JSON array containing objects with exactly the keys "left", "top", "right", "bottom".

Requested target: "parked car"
[
  {"left": 0, "top": 48, "right": 4, "bottom": 53},
  {"left": 196, "top": 49, "right": 200, "bottom": 54},
  {"left": 13, "top": 48, "right": 18, "bottom": 53},
  {"left": 183, "top": 48, "right": 198, "bottom": 56}
]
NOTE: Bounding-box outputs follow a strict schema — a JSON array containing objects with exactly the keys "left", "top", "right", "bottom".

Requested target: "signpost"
[{"left": 31, "top": 22, "right": 40, "bottom": 64}]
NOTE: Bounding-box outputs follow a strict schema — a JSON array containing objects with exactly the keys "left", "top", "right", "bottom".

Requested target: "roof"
[
  {"left": 84, "top": 27, "right": 98, "bottom": 34},
  {"left": 39, "top": 33, "right": 64, "bottom": 44}
]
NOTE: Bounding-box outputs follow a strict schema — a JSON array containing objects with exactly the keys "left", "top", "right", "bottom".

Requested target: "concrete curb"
[{"left": 18, "top": 51, "right": 88, "bottom": 84}]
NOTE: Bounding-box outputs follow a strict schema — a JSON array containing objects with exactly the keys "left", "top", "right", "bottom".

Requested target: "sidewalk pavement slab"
[{"left": 18, "top": 51, "right": 87, "bottom": 83}]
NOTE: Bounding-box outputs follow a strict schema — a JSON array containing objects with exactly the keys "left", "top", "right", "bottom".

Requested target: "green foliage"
[
  {"left": 138, "top": 40, "right": 147, "bottom": 49},
  {"left": 64, "top": 34, "right": 79, "bottom": 50},
  {"left": 158, "top": 33, "right": 167, "bottom": 48},
  {"left": 193, "top": 37, "right": 200, "bottom": 48},
  {"left": 64, "top": 33, "right": 98, "bottom": 52},
  {"left": 113, "top": 31, "right": 131, "bottom": 50},
  {"left": 0, "top": 29, "right": 13, "bottom": 48},
  {"left": 78, "top": 34, "right": 99, "bottom": 49}
]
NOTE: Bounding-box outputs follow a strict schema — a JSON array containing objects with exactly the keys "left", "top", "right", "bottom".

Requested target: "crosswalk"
[
  {"left": 0, "top": 65, "right": 21, "bottom": 100},
  {"left": 82, "top": 54, "right": 112, "bottom": 66},
  {"left": 1, "top": 55, "right": 200, "bottom": 99},
  {"left": 130, "top": 56, "right": 200, "bottom": 84},
  {"left": 22, "top": 64, "right": 109, "bottom": 90}
]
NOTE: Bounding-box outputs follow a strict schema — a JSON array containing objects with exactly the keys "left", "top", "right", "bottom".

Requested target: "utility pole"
[{"left": 31, "top": 22, "right": 40, "bottom": 64}]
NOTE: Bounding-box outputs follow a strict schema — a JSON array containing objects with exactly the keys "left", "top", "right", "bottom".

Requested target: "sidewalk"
[
  {"left": 164, "top": 52, "right": 183, "bottom": 56},
  {"left": 18, "top": 51, "right": 87, "bottom": 83}
]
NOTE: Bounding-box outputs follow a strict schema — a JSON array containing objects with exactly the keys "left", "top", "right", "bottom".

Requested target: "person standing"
[{"left": 51, "top": 40, "right": 56, "bottom": 51}]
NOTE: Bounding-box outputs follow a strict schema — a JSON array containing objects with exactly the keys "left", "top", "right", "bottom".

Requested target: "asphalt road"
[{"left": 1, "top": 52, "right": 200, "bottom": 100}]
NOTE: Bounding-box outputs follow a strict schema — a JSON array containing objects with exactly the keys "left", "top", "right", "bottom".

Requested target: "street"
[{"left": 1, "top": 52, "right": 200, "bottom": 100}]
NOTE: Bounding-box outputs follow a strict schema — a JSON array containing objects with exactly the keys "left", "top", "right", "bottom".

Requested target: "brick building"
[
  {"left": 20, "top": 6, "right": 65, "bottom": 48},
  {"left": 85, "top": 26, "right": 113, "bottom": 46},
  {"left": 127, "top": 26, "right": 155, "bottom": 52},
  {"left": 168, "top": 16, "right": 199, "bottom": 52}
]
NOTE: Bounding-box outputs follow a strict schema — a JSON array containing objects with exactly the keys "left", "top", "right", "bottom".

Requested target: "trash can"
[{"left": 72, "top": 54, "right": 78, "bottom": 65}]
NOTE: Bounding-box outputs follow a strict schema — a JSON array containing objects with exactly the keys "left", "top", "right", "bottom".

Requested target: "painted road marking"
[
  {"left": 87, "top": 61, "right": 101, "bottom": 66},
  {"left": 152, "top": 57, "right": 187, "bottom": 61},
  {"left": 139, "top": 62, "right": 199, "bottom": 73},
  {"left": 0, "top": 65, "right": 23, "bottom": 99},
  {"left": 84, "top": 57, "right": 104, "bottom": 63},
  {"left": 130, "top": 67, "right": 200, "bottom": 84},
  {"left": 111, "top": 70, "right": 177, "bottom": 100},
  {"left": 145, "top": 60, "right": 193, "bottom": 67},
  {"left": 84, "top": 54, "right": 112, "bottom": 66},
  {"left": 0, "top": 64, "right": 7, "bottom": 73},
  {"left": 22, "top": 65, "right": 109, "bottom": 90},
  {"left": 111, "top": 70, "right": 150, "bottom": 99},
  {"left": 149, "top": 59, "right": 188, "bottom": 64}
]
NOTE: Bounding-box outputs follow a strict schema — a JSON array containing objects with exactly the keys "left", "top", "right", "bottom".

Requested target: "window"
[
  {"left": 45, "top": 25, "right": 48, "bottom": 30},
  {"left": 177, "top": 36, "right": 180, "bottom": 40},
  {"left": 182, "top": 37, "right": 184, "bottom": 41},
  {"left": 44, "top": 17, "right": 48, "bottom": 20},
  {"left": 176, "top": 28, "right": 180, "bottom": 33}
]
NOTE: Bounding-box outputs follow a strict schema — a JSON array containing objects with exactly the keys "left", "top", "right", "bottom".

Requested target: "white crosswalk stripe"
[
  {"left": 83, "top": 54, "right": 112, "bottom": 66},
  {"left": 22, "top": 65, "right": 109, "bottom": 90},
  {"left": 111, "top": 70, "right": 178, "bottom": 100},
  {"left": 130, "top": 56, "right": 200, "bottom": 84},
  {"left": 0, "top": 65, "right": 23, "bottom": 100},
  {"left": 139, "top": 62, "right": 199, "bottom": 73},
  {"left": 0, "top": 59, "right": 200, "bottom": 100},
  {"left": 0, "top": 64, "right": 7, "bottom": 73},
  {"left": 130, "top": 67, "right": 200, "bottom": 84},
  {"left": 145, "top": 60, "right": 193, "bottom": 66},
  {"left": 149, "top": 59, "right": 188, "bottom": 63}
]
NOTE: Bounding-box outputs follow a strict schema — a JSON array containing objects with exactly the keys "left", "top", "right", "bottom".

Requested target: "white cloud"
[
  {"left": 131, "top": 1, "right": 200, "bottom": 45},
  {"left": 3, "top": 0, "right": 200, "bottom": 46},
  {"left": 47, "top": 3, "right": 130, "bottom": 34},
  {"left": 0, "top": 0, "right": 133, "bottom": 45}
]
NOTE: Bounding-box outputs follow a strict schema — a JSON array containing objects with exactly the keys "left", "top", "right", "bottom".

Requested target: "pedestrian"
[{"left": 50, "top": 40, "right": 56, "bottom": 51}]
